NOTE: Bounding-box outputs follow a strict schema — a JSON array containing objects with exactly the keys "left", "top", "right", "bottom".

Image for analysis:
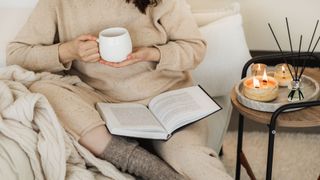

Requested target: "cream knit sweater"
[{"left": 6, "top": 0, "right": 206, "bottom": 104}]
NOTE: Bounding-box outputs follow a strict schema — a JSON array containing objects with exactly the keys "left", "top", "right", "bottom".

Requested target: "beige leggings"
[{"left": 29, "top": 80, "right": 232, "bottom": 180}]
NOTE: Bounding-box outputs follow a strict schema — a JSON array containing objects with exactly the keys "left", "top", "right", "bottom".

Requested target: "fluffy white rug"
[{"left": 221, "top": 131, "right": 320, "bottom": 180}]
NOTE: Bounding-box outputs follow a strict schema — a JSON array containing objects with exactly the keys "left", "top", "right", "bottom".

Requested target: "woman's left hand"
[{"left": 99, "top": 47, "right": 160, "bottom": 68}]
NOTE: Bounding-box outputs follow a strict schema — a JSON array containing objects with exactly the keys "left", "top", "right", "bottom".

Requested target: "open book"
[{"left": 96, "top": 85, "right": 221, "bottom": 140}]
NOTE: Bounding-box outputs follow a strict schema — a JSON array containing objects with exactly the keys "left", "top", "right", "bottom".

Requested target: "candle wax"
[{"left": 246, "top": 80, "right": 277, "bottom": 89}]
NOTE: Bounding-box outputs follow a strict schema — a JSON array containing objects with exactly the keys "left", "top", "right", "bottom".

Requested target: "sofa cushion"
[
  {"left": 192, "top": 2, "right": 240, "bottom": 27},
  {"left": 0, "top": 0, "right": 37, "bottom": 67},
  {"left": 186, "top": 0, "right": 239, "bottom": 27},
  {"left": 0, "top": 47, "right": 6, "bottom": 67},
  {"left": 186, "top": 0, "right": 235, "bottom": 11},
  {"left": 0, "top": 8, "right": 35, "bottom": 67},
  {"left": 192, "top": 13, "right": 251, "bottom": 97}
]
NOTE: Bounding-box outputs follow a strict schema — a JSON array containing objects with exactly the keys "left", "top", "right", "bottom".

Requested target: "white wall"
[
  {"left": 238, "top": 0, "right": 320, "bottom": 51},
  {"left": 188, "top": 0, "right": 320, "bottom": 51}
]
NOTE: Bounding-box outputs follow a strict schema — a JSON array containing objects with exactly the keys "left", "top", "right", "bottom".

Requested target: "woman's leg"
[
  {"left": 152, "top": 119, "right": 233, "bottom": 180},
  {"left": 29, "top": 80, "right": 183, "bottom": 180},
  {"left": 29, "top": 80, "right": 111, "bottom": 154}
]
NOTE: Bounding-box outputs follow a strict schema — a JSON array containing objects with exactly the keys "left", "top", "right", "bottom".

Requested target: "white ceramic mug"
[{"left": 97, "top": 27, "right": 132, "bottom": 62}]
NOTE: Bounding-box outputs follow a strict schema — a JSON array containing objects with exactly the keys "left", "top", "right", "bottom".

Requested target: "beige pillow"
[
  {"left": 186, "top": 0, "right": 235, "bottom": 11},
  {"left": 187, "top": 1, "right": 240, "bottom": 27}
]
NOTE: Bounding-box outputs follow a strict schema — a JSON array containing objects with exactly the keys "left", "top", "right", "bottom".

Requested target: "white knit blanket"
[{"left": 0, "top": 65, "right": 133, "bottom": 180}]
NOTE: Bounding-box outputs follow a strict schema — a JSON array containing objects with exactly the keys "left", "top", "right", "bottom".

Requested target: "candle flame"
[
  {"left": 262, "top": 69, "right": 268, "bottom": 82},
  {"left": 253, "top": 76, "right": 260, "bottom": 88},
  {"left": 282, "top": 65, "right": 285, "bottom": 73}
]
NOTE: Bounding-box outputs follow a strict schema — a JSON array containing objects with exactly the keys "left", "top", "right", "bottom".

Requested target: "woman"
[{"left": 7, "top": 0, "right": 231, "bottom": 179}]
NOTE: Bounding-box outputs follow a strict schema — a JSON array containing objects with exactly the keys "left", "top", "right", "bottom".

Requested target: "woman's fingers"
[
  {"left": 127, "top": 52, "right": 140, "bottom": 61},
  {"left": 83, "top": 53, "right": 100, "bottom": 62},
  {"left": 61, "top": 34, "right": 99, "bottom": 63},
  {"left": 99, "top": 60, "right": 122, "bottom": 67},
  {"left": 117, "top": 59, "right": 141, "bottom": 67},
  {"left": 77, "top": 40, "right": 99, "bottom": 62},
  {"left": 99, "top": 58, "right": 141, "bottom": 68},
  {"left": 80, "top": 47, "right": 99, "bottom": 58},
  {"left": 79, "top": 41, "right": 98, "bottom": 52},
  {"left": 98, "top": 47, "right": 160, "bottom": 67}
]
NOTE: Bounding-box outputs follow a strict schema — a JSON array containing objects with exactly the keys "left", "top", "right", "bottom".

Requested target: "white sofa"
[
  {"left": 0, "top": 0, "right": 250, "bottom": 177},
  {"left": 189, "top": 0, "right": 251, "bottom": 152}
]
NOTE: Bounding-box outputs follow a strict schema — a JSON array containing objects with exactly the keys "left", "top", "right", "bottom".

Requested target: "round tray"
[{"left": 235, "top": 75, "right": 320, "bottom": 112}]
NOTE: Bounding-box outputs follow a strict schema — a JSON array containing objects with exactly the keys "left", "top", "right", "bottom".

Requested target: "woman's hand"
[
  {"left": 99, "top": 47, "right": 160, "bottom": 68},
  {"left": 59, "top": 34, "right": 100, "bottom": 64}
]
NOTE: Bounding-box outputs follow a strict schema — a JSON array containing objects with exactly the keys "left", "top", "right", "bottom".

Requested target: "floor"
[
  {"left": 222, "top": 109, "right": 320, "bottom": 179},
  {"left": 221, "top": 131, "right": 320, "bottom": 180}
]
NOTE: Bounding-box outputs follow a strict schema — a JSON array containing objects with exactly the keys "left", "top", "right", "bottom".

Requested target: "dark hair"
[{"left": 126, "top": 0, "right": 161, "bottom": 14}]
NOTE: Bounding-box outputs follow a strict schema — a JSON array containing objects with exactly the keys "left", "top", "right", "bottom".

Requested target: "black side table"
[{"left": 232, "top": 53, "right": 320, "bottom": 180}]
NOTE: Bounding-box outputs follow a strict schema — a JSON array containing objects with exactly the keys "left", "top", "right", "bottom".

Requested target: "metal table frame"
[{"left": 235, "top": 53, "right": 320, "bottom": 180}]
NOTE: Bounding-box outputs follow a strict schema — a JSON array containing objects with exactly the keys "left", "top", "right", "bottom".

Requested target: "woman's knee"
[{"left": 153, "top": 120, "right": 209, "bottom": 153}]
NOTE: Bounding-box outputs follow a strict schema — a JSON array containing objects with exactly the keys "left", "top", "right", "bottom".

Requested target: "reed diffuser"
[{"left": 268, "top": 18, "right": 320, "bottom": 102}]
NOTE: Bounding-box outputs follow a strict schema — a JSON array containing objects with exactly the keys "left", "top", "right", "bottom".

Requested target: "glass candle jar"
[
  {"left": 251, "top": 63, "right": 267, "bottom": 76},
  {"left": 274, "top": 63, "right": 294, "bottom": 87}
]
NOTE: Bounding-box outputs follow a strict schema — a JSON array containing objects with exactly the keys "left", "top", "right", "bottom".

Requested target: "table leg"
[
  {"left": 219, "top": 145, "right": 224, "bottom": 156},
  {"left": 236, "top": 114, "right": 244, "bottom": 180},
  {"left": 240, "top": 152, "right": 256, "bottom": 180},
  {"left": 266, "top": 124, "right": 277, "bottom": 180}
]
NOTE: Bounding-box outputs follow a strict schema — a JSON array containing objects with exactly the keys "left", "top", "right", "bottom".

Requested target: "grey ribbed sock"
[{"left": 98, "top": 136, "right": 184, "bottom": 180}]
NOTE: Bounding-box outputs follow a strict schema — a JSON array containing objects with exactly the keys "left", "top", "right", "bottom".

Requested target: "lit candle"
[
  {"left": 274, "top": 64, "right": 293, "bottom": 87},
  {"left": 243, "top": 75, "right": 279, "bottom": 102}
]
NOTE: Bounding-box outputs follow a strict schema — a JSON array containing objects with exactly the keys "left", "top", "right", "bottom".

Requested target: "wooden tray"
[{"left": 235, "top": 75, "right": 320, "bottom": 112}]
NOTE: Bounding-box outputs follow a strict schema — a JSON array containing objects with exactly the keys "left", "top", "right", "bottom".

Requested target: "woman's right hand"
[{"left": 59, "top": 34, "right": 100, "bottom": 64}]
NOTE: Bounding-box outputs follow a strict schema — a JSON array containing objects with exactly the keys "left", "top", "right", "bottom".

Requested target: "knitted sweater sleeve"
[
  {"left": 152, "top": 0, "right": 207, "bottom": 72},
  {"left": 6, "top": 0, "right": 71, "bottom": 72}
]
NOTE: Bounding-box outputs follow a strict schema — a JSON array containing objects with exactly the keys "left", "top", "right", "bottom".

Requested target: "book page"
[
  {"left": 96, "top": 103, "right": 165, "bottom": 132},
  {"left": 148, "top": 86, "right": 221, "bottom": 133}
]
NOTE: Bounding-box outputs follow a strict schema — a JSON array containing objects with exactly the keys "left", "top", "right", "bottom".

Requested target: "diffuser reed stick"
[
  {"left": 298, "top": 20, "right": 319, "bottom": 80},
  {"left": 298, "top": 35, "right": 320, "bottom": 80},
  {"left": 268, "top": 23, "right": 294, "bottom": 79},
  {"left": 268, "top": 18, "right": 320, "bottom": 101},
  {"left": 297, "top": 35, "right": 303, "bottom": 81}
]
